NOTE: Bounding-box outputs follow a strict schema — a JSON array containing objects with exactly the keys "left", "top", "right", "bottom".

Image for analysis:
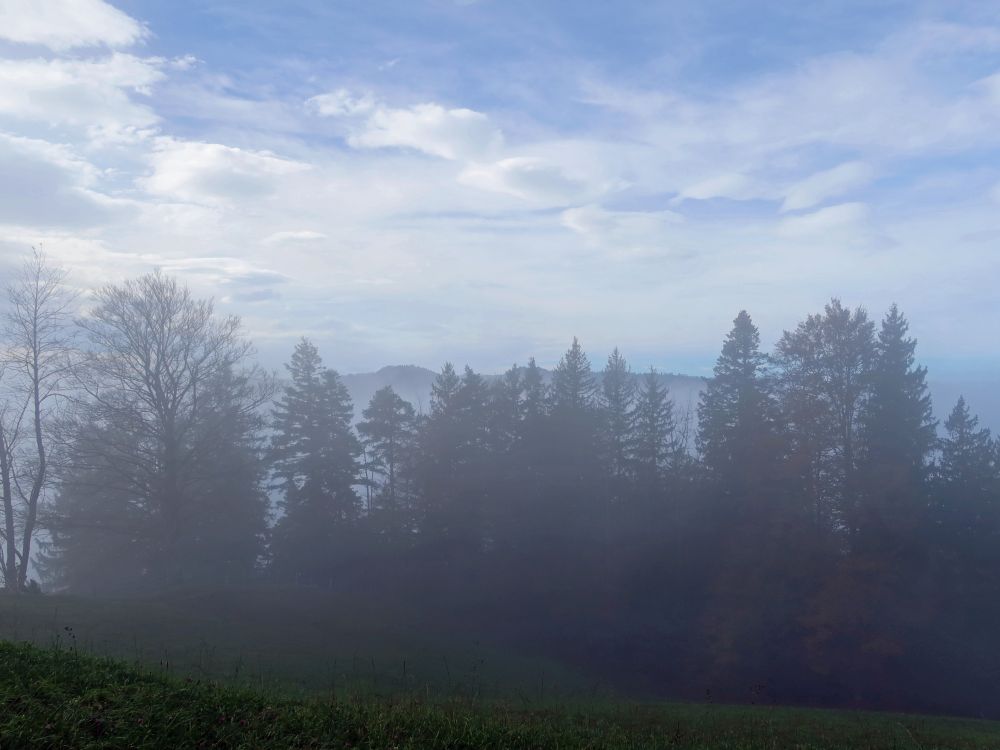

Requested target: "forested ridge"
[{"left": 2, "top": 252, "right": 999, "bottom": 717}]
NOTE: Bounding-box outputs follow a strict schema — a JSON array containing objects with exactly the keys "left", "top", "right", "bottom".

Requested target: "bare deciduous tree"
[
  {"left": 73, "top": 271, "right": 269, "bottom": 583},
  {"left": 1, "top": 250, "right": 76, "bottom": 591}
]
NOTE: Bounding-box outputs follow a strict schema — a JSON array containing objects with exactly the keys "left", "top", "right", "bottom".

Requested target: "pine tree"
[
  {"left": 358, "top": 385, "right": 416, "bottom": 544},
  {"left": 521, "top": 357, "right": 548, "bottom": 423},
  {"left": 415, "top": 364, "right": 490, "bottom": 553},
  {"left": 631, "top": 368, "right": 676, "bottom": 498},
  {"left": 863, "top": 305, "right": 936, "bottom": 474},
  {"left": 487, "top": 365, "right": 523, "bottom": 454},
  {"left": 858, "top": 305, "right": 936, "bottom": 549},
  {"left": 600, "top": 348, "right": 635, "bottom": 483},
  {"left": 551, "top": 337, "right": 596, "bottom": 414},
  {"left": 544, "top": 338, "right": 604, "bottom": 542},
  {"left": 697, "top": 310, "right": 779, "bottom": 488},
  {"left": 938, "top": 397, "right": 995, "bottom": 491},
  {"left": 934, "top": 397, "right": 998, "bottom": 554},
  {"left": 270, "top": 339, "right": 361, "bottom": 583}
]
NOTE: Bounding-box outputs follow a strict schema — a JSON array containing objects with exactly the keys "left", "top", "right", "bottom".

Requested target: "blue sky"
[{"left": 0, "top": 0, "right": 999, "bottom": 391}]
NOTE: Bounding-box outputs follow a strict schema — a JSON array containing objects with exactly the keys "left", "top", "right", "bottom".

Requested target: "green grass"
[
  {"left": 4, "top": 641, "right": 1000, "bottom": 749},
  {"left": 0, "top": 587, "right": 585, "bottom": 700}
]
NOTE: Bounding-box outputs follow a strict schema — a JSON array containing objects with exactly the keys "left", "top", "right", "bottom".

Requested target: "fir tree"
[
  {"left": 631, "top": 368, "right": 676, "bottom": 498},
  {"left": 857, "top": 305, "right": 936, "bottom": 549},
  {"left": 551, "top": 337, "right": 596, "bottom": 414},
  {"left": 270, "top": 339, "right": 361, "bottom": 583},
  {"left": 933, "top": 397, "right": 998, "bottom": 554},
  {"left": 358, "top": 386, "right": 417, "bottom": 545},
  {"left": 697, "top": 311, "right": 778, "bottom": 487},
  {"left": 600, "top": 348, "right": 635, "bottom": 482}
]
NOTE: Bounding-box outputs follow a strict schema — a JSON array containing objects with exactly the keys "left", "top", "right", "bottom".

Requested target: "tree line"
[{"left": 2, "top": 252, "right": 999, "bottom": 715}]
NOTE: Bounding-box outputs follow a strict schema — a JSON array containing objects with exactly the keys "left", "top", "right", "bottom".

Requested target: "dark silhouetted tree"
[
  {"left": 270, "top": 339, "right": 361, "bottom": 583},
  {"left": 600, "top": 348, "right": 634, "bottom": 488},
  {"left": 358, "top": 385, "right": 417, "bottom": 545}
]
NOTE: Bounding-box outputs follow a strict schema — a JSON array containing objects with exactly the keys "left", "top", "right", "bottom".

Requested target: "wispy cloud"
[
  {"left": 0, "top": 1, "right": 997, "bottom": 373},
  {"left": 310, "top": 89, "right": 503, "bottom": 160}
]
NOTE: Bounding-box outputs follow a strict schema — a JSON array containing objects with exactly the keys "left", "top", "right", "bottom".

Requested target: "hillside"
[
  {"left": 5, "top": 640, "right": 1000, "bottom": 749},
  {"left": 0, "top": 587, "right": 584, "bottom": 699}
]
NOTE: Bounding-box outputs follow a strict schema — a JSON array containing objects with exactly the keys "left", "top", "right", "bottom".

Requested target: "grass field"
[
  {"left": 4, "top": 588, "right": 1000, "bottom": 748},
  {"left": 0, "top": 586, "right": 587, "bottom": 700},
  {"left": 4, "top": 640, "right": 1000, "bottom": 749}
]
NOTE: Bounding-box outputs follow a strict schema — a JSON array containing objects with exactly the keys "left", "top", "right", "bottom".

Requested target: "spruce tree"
[
  {"left": 487, "top": 365, "right": 523, "bottom": 454},
  {"left": 358, "top": 385, "right": 416, "bottom": 542},
  {"left": 416, "top": 363, "right": 490, "bottom": 553},
  {"left": 858, "top": 305, "right": 936, "bottom": 549},
  {"left": 600, "top": 348, "right": 635, "bottom": 482},
  {"left": 551, "top": 337, "right": 596, "bottom": 414},
  {"left": 521, "top": 357, "right": 548, "bottom": 423},
  {"left": 697, "top": 310, "right": 778, "bottom": 488},
  {"left": 270, "top": 339, "right": 361, "bottom": 583},
  {"left": 934, "top": 397, "right": 998, "bottom": 554},
  {"left": 631, "top": 368, "right": 676, "bottom": 498},
  {"left": 863, "top": 305, "right": 936, "bottom": 474}
]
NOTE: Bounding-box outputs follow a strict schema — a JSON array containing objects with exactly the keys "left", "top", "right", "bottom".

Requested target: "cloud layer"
[{"left": 0, "top": 0, "right": 997, "bottom": 378}]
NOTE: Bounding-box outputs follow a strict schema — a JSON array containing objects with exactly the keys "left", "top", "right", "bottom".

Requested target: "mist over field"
[{"left": 1, "top": 1, "right": 1000, "bottom": 747}]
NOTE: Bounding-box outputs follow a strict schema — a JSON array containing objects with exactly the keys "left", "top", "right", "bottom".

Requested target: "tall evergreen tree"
[
  {"left": 358, "top": 385, "right": 417, "bottom": 544},
  {"left": 551, "top": 337, "right": 596, "bottom": 414},
  {"left": 600, "top": 348, "right": 635, "bottom": 484},
  {"left": 416, "top": 364, "right": 490, "bottom": 554},
  {"left": 933, "top": 397, "right": 998, "bottom": 557},
  {"left": 697, "top": 311, "right": 780, "bottom": 489},
  {"left": 487, "top": 365, "right": 523, "bottom": 454},
  {"left": 521, "top": 357, "right": 548, "bottom": 423},
  {"left": 858, "top": 305, "right": 936, "bottom": 549},
  {"left": 631, "top": 368, "right": 677, "bottom": 499},
  {"left": 270, "top": 339, "right": 361, "bottom": 583},
  {"left": 697, "top": 312, "right": 803, "bottom": 687}
]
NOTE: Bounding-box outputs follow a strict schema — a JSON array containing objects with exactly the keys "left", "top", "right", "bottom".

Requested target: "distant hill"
[
  {"left": 340, "top": 364, "right": 707, "bottom": 422},
  {"left": 341, "top": 365, "right": 440, "bottom": 417}
]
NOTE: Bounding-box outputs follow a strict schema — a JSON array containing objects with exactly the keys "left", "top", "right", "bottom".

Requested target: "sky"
[{"left": 0, "top": 0, "right": 999, "bottom": 387}]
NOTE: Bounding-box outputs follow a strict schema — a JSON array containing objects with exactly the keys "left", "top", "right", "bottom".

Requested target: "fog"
[{"left": 1, "top": 0, "right": 1000, "bottom": 741}]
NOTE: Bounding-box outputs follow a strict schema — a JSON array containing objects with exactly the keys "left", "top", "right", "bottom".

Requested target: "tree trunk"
[
  {"left": 17, "top": 352, "right": 46, "bottom": 592},
  {"left": 0, "top": 426, "right": 16, "bottom": 592}
]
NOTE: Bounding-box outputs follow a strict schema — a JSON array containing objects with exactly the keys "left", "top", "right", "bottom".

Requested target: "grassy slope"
[
  {"left": 0, "top": 587, "right": 586, "bottom": 699},
  {"left": 4, "top": 642, "right": 1000, "bottom": 749}
]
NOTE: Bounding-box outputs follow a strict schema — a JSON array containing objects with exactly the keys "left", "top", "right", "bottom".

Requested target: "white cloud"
[
  {"left": 141, "top": 139, "right": 310, "bottom": 205},
  {"left": 0, "top": 0, "right": 147, "bottom": 51},
  {"left": 155, "top": 255, "right": 289, "bottom": 287},
  {"left": 308, "top": 89, "right": 377, "bottom": 118},
  {"left": 352, "top": 103, "right": 502, "bottom": 160},
  {"left": 458, "top": 157, "right": 584, "bottom": 203},
  {"left": 675, "top": 172, "right": 761, "bottom": 202},
  {"left": 589, "top": 31, "right": 1000, "bottom": 187},
  {"left": 561, "top": 204, "right": 682, "bottom": 258},
  {"left": 0, "top": 53, "right": 163, "bottom": 136},
  {"left": 776, "top": 202, "right": 871, "bottom": 239},
  {"left": 311, "top": 90, "right": 503, "bottom": 160},
  {"left": 0, "top": 133, "right": 128, "bottom": 227},
  {"left": 781, "top": 161, "right": 876, "bottom": 212},
  {"left": 262, "top": 230, "right": 328, "bottom": 245}
]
